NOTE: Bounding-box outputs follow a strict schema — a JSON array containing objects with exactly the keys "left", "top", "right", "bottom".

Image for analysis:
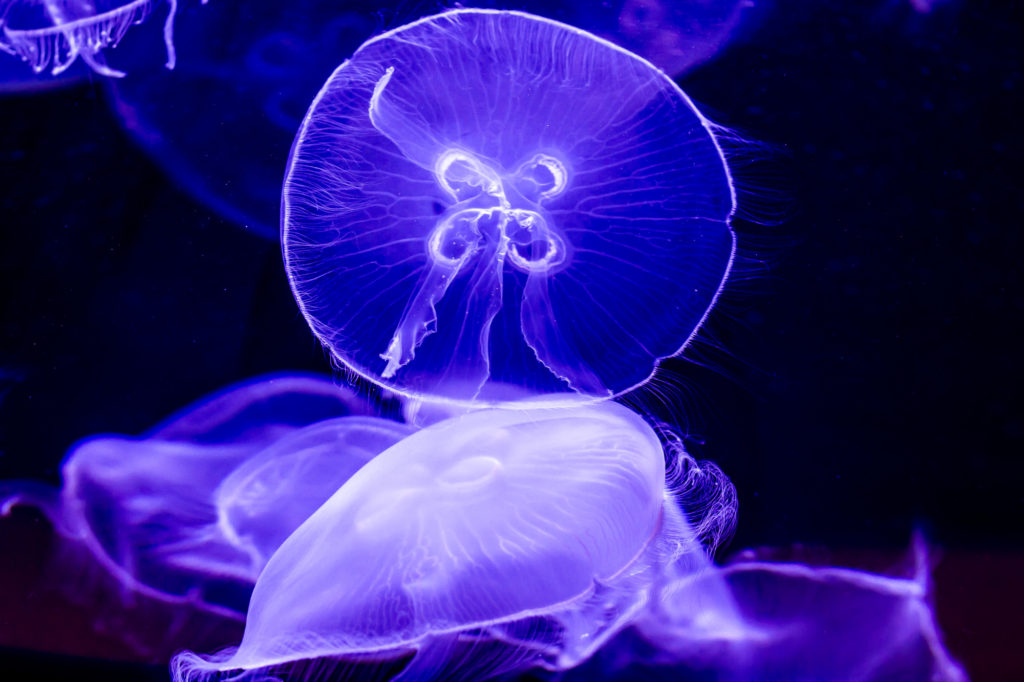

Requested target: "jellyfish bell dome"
[
  {"left": 0, "top": 374, "right": 405, "bottom": 617},
  {"left": 283, "top": 8, "right": 736, "bottom": 407},
  {"left": 173, "top": 400, "right": 703, "bottom": 680},
  {"left": 215, "top": 415, "right": 414, "bottom": 570},
  {"left": 148, "top": 372, "right": 374, "bottom": 446}
]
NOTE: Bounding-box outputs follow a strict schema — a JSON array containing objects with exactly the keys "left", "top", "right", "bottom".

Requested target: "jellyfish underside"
[{"left": 0, "top": 0, "right": 184, "bottom": 78}]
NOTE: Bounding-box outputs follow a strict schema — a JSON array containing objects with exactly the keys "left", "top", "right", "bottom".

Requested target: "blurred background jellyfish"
[
  {"left": 0, "top": 373, "right": 412, "bottom": 620},
  {"left": 282, "top": 9, "right": 736, "bottom": 405},
  {"left": 595, "top": 0, "right": 755, "bottom": 77},
  {"left": 173, "top": 400, "right": 733, "bottom": 682},
  {"left": 104, "top": 0, "right": 753, "bottom": 239},
  {"left": 572, "top": 539, "right": 968, "bottom": 681},
  {"left": 106, "top": 0, "right": 380, "bottom": 236},
  {"left": 0, "top": 0, "right": 187, "bottom": 78}
]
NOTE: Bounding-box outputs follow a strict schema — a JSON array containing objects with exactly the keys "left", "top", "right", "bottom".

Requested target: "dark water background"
[{"left": 0, "top": 0, "right": 1020, "bottom": 679}]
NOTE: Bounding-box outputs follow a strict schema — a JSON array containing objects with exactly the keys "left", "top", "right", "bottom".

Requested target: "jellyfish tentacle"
[{"left": 3, "top": 0, "right": 184, "bottom": 77}]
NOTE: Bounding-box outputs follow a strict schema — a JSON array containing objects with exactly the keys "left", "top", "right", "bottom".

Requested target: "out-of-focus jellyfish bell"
[
  {"left": 105, "top": 0, "right": 379, "bottom": 237},
  {"left": 611, "top": 0, "right": 753, "bottom": 76},
  {"left": 586, "top": 539, "right": 968, "bottom": 682},
  {"left": 0, "top": 374, "right": 412, "bottom": 618},
  {"left": 283, "top": 9, "right": 736, "bottom": 405},
  {"left": 0, "top": 0, "right": 190, "bottom": 78},
  {"left": 173, "top": 400, "right": 718, "bottom": 681}
]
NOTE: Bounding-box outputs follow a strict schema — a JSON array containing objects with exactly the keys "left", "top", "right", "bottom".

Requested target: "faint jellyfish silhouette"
[
  {"left": 0, "top": 374, "right": 410, "bottom": 619},
  {"left": 282, "top": 8, "right": 736, "bottom": 405},
  {"left": 613, "top": 0, "right": 753, "bottom": 75},
  {"left": 106, "top": 0, "right": 378, "bottom": 237},
  {"left": 459, "top": 0, "right": 754, "bottom": 76},
  {"left": 214, "top": 415, "right": 413, "bottom": 571},
  {"left": 148, "top": 372, "right": 373, "bottom": 446},
  {"left": 172, "top": 400, "right": 722, "bottom": 681},
  {"left": 0, "top": 0, "right": 192, "bottom": 78},
  {"left": 593, "top": 538, "right": 968, "bottom": 682}
]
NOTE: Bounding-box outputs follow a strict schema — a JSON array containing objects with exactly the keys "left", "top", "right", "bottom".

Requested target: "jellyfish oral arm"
[
  {"left": 370, "top": 66, "right": 585, "bottom": 394},
  {"left": 379, "top": 244, "right": 464, "bottom": 379}
]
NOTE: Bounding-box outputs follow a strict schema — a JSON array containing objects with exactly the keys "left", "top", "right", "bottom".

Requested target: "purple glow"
[
  {"left": 0, "top": 374, "right": 410, "bottom": 618},
  {"left": 580, "top": 539, "right": 968, "bottom": 681},
  {"left": 101, "top": 1, "right": 750, "bottom": 240},
  {"left": 0, "top": 0, "right": 189, "bottom": 78},
  {"left": 172, "top": 401, "right": 726, "bottom": 681},
  {"left": 282, "top": 9, "right": 736, "bottom": 405},
  {"left": 610, "top": 0, "right": 753, "bottom": 77},
  {"left": 0, "top": 6, "right": 971, "bottom": 681}
]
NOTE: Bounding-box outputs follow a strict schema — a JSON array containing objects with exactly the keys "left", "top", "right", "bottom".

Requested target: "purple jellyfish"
[
  {"left": 172, "top": 400, "right": 726, "bottom": 681},
  {"left": 584, "top": 539, "right": 968, "bottom": 681},
  {"left": 0, "top": 374, "right": 411, "bottom": 619},
  {"left": 0, "top": 0, "right": 190, "bottom": 78},
  {"left": 282, "top": 9, "right": 736, "bottom": 405}
]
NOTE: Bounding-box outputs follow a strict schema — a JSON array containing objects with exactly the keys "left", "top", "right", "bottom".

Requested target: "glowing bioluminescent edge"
[{"left": 281, "top": 8, "right": 739, "bottom": 410}]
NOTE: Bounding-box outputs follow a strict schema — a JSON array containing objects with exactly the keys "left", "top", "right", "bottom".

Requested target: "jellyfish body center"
[
  {"left": 438, "top": 455, "right": 503, "bottom": 489},
  {"left": 429, "top": 149, "right": 568, "bottom": 272},
  {"left": 380, "top": 148, "right": 569, "bottom": 382}
]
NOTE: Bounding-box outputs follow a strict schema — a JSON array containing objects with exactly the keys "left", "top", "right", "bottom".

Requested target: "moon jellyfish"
[
  {"left": 0, "top": 373, "right": 411, "bottom": 618},
  {"left": 173, "top": 401, "right": 722, "bottom": 681},
  {"left": 582, "top": 540, "right": 967, "bottom": 681},
  {"left": 0, "top": 0, "right": 187, "bottom": 78},
  {"left": 283, "top": 9, "right": 736, "bottom": 405}
]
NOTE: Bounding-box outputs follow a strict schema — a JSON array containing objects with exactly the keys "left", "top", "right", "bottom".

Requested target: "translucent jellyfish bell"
[
  {"left": 283, "top": 9, "right": 736, "bottom": 405},
  {"left": 0, "top": 0, "right": 187, "bottom": 78},
  {"left": 174, "top": 401, "right": 714, "bottom": 681},
  {"left": 615, "top": 541, "right": 968, "bottom": 682},
  {"left": 214, "top": 415, "right": 414, "bottom": 570},
  {"left": 0, "top": 374, "right": 411, "bottom": 618}
]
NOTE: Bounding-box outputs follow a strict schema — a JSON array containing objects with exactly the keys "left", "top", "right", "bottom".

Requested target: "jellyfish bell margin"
[{"left": 281, "top": 8, "right": 738, "bottom": 409}]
